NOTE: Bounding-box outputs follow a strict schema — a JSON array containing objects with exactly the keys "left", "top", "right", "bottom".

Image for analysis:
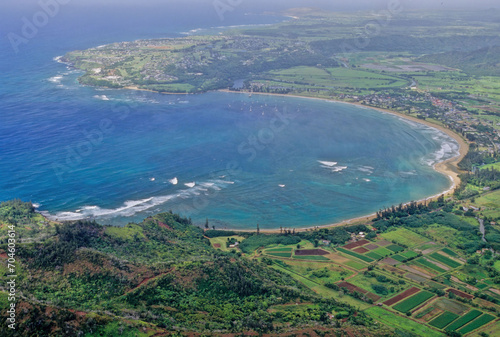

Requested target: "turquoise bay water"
[{"left": 0, "top": 3, "right": 459, "bottom": 229}]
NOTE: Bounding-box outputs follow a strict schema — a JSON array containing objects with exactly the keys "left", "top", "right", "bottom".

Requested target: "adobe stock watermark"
[
  {"left": 7, "top": 0, "right": 71, "bottom": 54},
  {"left": 176, "top": 105, "right": 298, "bottom": 217},
  {"left": 340, "top": 0, "right": 403, "bottom": 58},
  {"left": 52, "top": 98, "right": 139, "bottom": 184},
  {"left": 213, "top": 0, "right": 243, "bottom": 21}
]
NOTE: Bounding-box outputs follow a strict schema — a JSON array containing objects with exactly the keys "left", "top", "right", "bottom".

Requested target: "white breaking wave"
[
  {"left": 318, "top": 161, "right": 337, "bottom": 167},
  {"left": 169, "top": 177, "right": 178, "bottom": 185},
  {"left": 358, "top": 165, "right": 374, "bottom": 174},
  {"left": 44, "top": 179, "right": 235, "bottom": 221},
  {"left": 331, "top": 166, "right": 348, "bottom": 172},
  {"left": 422, "top": 135, "right": 460, "bottom": 167},
  {"left": 48, "top": 76, "right": 63, "bottom": 84},
  {"left": 94, "top": 95, "right": 110, "bottom": 101},
  {"left": 318, "top": 160, "right": 347, "bottom": 173}
]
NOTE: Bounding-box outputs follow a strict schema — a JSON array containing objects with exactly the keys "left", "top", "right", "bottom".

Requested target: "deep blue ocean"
[{"left": 0, "top": 1, "right": 459, "bottom": 229}]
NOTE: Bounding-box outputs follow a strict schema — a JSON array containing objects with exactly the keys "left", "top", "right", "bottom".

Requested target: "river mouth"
[{"left": 26, "top": 89, "right": 459, "bottom": 229}]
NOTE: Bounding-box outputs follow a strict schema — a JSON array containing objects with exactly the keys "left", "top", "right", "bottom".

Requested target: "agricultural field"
[
  {"left": 381, "top": 228, "right": 428, "bottom": 247},
  {"left": 209, "top": 235, "right": 246, "bottom": 251},
  {"left": 428, "top": 311, "right": 459, "bottom": 329},
  {"left": 457, "top": 314, "right": 496, "bottom": 335},
  {"left": 336, "top": 247, "right": 374, "bottom": 262},
  {"left": 392, "top": 291, "right": 435, "bottom": 313},
  {"left": 473, "top": 189, "right": 500, "bottom": 220},
  {"left": 445, "top": 310, "right": 483, "bottom": 332},
  {"left": 365, "top": 307, "right": 444, "bottom": 337},
  {"left": 414, "top": 258, "right": 447, "bottom": 274},
  {"left": 429, "top": 252, "right": 462, "bottom": 268}
]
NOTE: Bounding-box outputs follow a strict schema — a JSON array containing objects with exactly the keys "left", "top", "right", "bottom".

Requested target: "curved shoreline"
[
  {"left": 39, "top": 85, "right": 468, "bottom": 232},
  {"left": 216, "top": 89, "right": 469, "bottom": 233}
]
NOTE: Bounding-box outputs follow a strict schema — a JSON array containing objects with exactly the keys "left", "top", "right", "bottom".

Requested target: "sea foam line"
[{"left": 43, "top": 179, "right": 235, "bottom": 221}]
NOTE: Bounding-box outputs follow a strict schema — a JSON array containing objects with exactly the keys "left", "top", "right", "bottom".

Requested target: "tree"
[
  {"left": 205, "top": 218, "right": 209, "bottom": 230},
  {"left": 257, "top": 223, "right": 260, "bottom": 235}
]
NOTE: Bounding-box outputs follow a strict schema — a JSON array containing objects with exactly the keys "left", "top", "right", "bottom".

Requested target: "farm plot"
[
  {"left": 429, "top": 252, "right": 462, "bottom": 268},
  {"left": 393, "top": 291, "right": 434, "bottom": 313},
  {"left": 400, "top": 251, "right": 419, "bottom": 259},
  {"left": 293, "top": 255, "right": 329, "bottom": 261},
  {"left": 414, "top": 258, "right": 447, "bottom": 273},
  {"left": 386, "top": 244, "right": 405, "bottom": 253},
  {"left": 381, "top": 228, "right": 428, "bottom": 247},
  {"left": 445, "top": 309, "right": 482, "bottom": 331},
  {"left": 337, "top": 247, "right": 374, "bottom": 262},
  {"left": 354, "top": 247, "right": 369, "bottom": 254},
  {"left": 428, "top": 311, "right": 459, "bottom": 329},
  {"left": 366, "top": 307, "right": 443, "bottom": 337},
  {"left": 343, "top": 240, "right": 370, "bottom": 249},
  {"left": 366, "top": 251, "right": 383, "bottom": 260},
  {"left": 433, "top": 298, "right": 470, "bottom": 315},
  {"left": 457, "top": 313, "right": 496, "bottom": 335},
  {"left": 382, "top": 257, "right": 401, "bottom": 265},
  {"left": 267, "top": 252, "right": 291, "bottom": 258},
  {"left": 390, "top": 255, "right": 406, "bottom": 262},
  {"left": 344, "top": 260, "right": 366, "bottom": 270},
  {"left": 400, "top": 265, "right": 434, "bottom": 279},
  {"left": 267, "top": 248, "right": 293, "bottom": 252},
  {"left": 364, "top": 243, "right": 379, "bottom": 250},
  {"left": 295, "top": 249, "right": 329, "bottom": 256},
  {"left": 383, "top": 287, "right": 420, "bottom": 306},
  {"left": 373, "top": 247, "right": 393, "bottom": 256},
  {"left": 447, "top": 288, "right": 474, "bottom": 300},
  {"left": 375, "top": 239, "right": 392, "bottom": 247},
  {"left": 337, "top": 281, "right": 381, "bottom": 302},
  {"left": 441, "top": 248, "right": 458, "bottom": 257}
]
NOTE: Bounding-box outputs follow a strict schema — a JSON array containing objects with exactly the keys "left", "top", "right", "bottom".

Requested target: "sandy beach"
[{"left": 216, "top": 89, "right": 469, "bottom": 233}]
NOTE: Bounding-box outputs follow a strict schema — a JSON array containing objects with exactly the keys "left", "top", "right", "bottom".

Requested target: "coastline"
[
  {"left": 41, "top": 84, "right": 468, "bottom": 233},
  {"left": 215, "top": 89, "right": 469, "bottom": 233}
]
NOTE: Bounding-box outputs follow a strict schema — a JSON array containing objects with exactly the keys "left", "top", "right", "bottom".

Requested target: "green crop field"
[
  {"left": 392, "top": 254, "right": 406, "bottom": 262},
  {"left": 440, "top": 248, "right": 458, "bottom": 257},
  {"left": 266, "top": 247, "right": 293, "bottom": 252},
  {"left": 292, "top": 255, "right": 330, "bottom": 261},
  {"left": 429, "top": 311, "right": 459, "bottom": 329},
  {"left": 457, "top": 314, "right": 496, "bottom": 335},
  {"left": 393, "top": 291, "right": 435, "bottom": 313},
  {"left": 345, "top": 260, "right": 367, "bottom": 270},
  {"left": 382, "top": 228, "right": 428, "bottom": 247},
  {"left": 400, "top": 251, "right": 419, "bottom": 259},
  {"left": 415, "top": 258, "right": 447, "bottom": 273},
  {"left": 445, "top": 310, "right": 482, "bottom": 331},
  {"left": 366, "top": 251, "right": 383, "bottom": 260},
  {"left": 365, "top": 307, "right": 444, "bottom": 337},
  {"left": 429, "top": 253, "right": 462, "bottom": 268},
  {"left": 267, "top": 252, "right": 291, "bottom": 258},
  {"left": 337, "top": 247, "right": 374, "bottom": 262},
  {"left": 373, "top": 247, "right": 393, "bottom": 256},
  {"left": 386, "top": 244, "right": 405, "bottom": 253}
]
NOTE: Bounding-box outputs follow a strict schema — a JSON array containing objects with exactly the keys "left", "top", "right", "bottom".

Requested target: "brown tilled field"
[
  {"left": 337, "top": 282, "right": 380, "bottom": 301},
  {"left": 447, "top": 288, "right": 474, "bottom": 299},
  {"left": 343, "top": 240, "right": 370, "bottom": 249},
  {"left": 383, "top": 287, "right": 420, "bottom": 306},
  {"left": 295, "top": 249, "right": 329, "bottom": 256},
  {"left": 354, "top": 247, "right": 370, "bottom": 254}
]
